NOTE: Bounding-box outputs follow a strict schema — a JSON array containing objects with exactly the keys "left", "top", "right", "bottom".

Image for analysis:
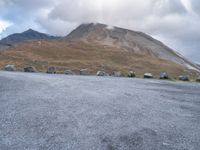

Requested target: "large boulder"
[
  {"left": 128, "top": 71, "right": 136, "bottom": 78},
  {"left": 160, "top": 72, "right": 169, "bottom": 79},
  {"left": 47, "top": 66, "right": 56, "bottom": 74},
  {"left": 96, "top": 71, "right": 109, "bottom": 76},
  {"left": 144, "top": 73, "right": 153, "bottom": 78},
  {"left": 80, "top": 69, "right": 90, "bottom": 75},
  {"left": 179, "top": 75, "right": 189, "bottom": 81},
  {"left": 112, "top": 71, "right": 122, "bottom": 77},
  {"left": 64, "top": 70, "right": 75, "bottom": 75},
  {"left": 4, "top": 64, "right": 16, "bottom": 71},
  {"left": 196, "top": 76, "right": 200, "bottom": 82},
  {"left": 24, "top": 66, "right": 37, "bottom": 73}
]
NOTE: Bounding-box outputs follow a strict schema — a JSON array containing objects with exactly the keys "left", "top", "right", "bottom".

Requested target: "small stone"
[
  {"left": 47, "top": 66, "right": 56, "bottom": 74},
  {"left": 112, "top": 71, "right": 122, "bottom": 77},
  {"left": 144, "top": 73, "right": 153, "bottom": 78},
  {"left": 179, "top": 75, "right": 189, "bottom": 81},
  {"left": 80, "top": 69, "right": 90, "bottom": 75},
  {"left": 96, "top": 71, "right": 109, "bottom": 76},
  {"left": 160, "top": 72, "right": 169, "bottom": 79},
  {"left": 24, "top": 66, "right": 37, "bottom": 73},
  {"left": 64, "top": 70, "right": 75, "bottom": 75},
  {"left": 4, "top": 64, "right": 16, "bottom": 71},
  {"left": 128, "top": 71, "right": 136, "bottom": 78}
]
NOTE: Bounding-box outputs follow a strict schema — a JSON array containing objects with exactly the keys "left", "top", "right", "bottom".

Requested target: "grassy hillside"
[{"left": 0, "top": 40, "right": 198, "bottom": 79}]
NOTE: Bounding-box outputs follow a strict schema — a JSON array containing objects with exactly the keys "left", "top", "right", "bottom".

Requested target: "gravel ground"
[{"left": 0, "top": 71, "right": 200, "bottom": 150}]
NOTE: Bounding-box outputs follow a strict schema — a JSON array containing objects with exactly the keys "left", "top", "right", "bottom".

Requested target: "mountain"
[
  {"left": 66, "top": 23, "right": 200, "bottom": 71},
  {"left": 0, "top": 23, "right": 199, "bottom": 78},
  {"left": 0, "top": 29, "right": 59, "bottom": 49}
]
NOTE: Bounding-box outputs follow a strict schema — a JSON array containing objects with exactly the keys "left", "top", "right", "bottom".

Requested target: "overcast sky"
[{"left": 0, "top": 0, "right": 199, "bottom": 63}]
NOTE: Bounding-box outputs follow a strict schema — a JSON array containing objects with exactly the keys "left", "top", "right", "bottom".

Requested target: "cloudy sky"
[{"left": 0, "top": 0, "right": 200, "bottom": 63}]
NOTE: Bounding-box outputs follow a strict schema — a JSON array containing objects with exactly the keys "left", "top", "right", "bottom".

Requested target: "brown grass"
[{"left": 0, "top": 40, "right": 198, "bottom": 79}]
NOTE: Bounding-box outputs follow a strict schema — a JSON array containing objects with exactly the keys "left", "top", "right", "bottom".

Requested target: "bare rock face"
[
  {"left": 80, "top": 69, "right": 90, "bottom": 75},
  {"left": 160, "top": 72, "right": 169, "bottom": 79},
  {"left": 96, "top": 71, "right": 109, "bottom": 76},
  {"left": 4, "top": 65, "right": 16, "bottom": 71},
  {"left": 64, "top": 70, "right": 75, "bottom": 75},
  {"left": 144, "top": 73, "right": 153, "bottom": 79},
  {"left": 128, "top": 71, "right": 136, "bottom": 78},
  {"left": 112, "top": 71, "right": 122, "bottom": 77},
  {"left": 24, "top": 66, "right": 37, "bottom": 73},
  {"left": 179, "top": 75, "right": 189, "bottom": 81},
  {"left": 47, "top": 66, "right": 56, "bottom": 74}
]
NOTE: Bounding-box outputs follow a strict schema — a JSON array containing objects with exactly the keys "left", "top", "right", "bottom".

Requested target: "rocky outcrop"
[
  {"left": 160, "top": 72, "right": 169, "bottom": 79},
  {"left": 144, "top": 73, "right": 153, "bottom": 78},
  {"left": 128, "top": 71, "right": 136, "bottom": 78},
  {"left": 179, "top": 75, "right": 189, "bottom": 81},
  {"left": 24, "top": 66, "right": 37, "bottom": 73},
  {"left": 4, "top": 65, "right": 16, "bottom": 71},
  {"left": 64, "top": 70, "right": 75, "bottom": 75},
  {"left": 96, "top": 71, "right": 109, "bottom": 76},
  {"left": 80, "top": 69, "right": 90, "bottom": 75},
  {"left": 47, "top": 66, "right": 56, "bottom": 74}
]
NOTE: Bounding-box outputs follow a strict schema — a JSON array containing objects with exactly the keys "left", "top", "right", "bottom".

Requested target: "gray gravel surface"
[{"left": 0, "top": 71, "right": 200, "bottom": 150}]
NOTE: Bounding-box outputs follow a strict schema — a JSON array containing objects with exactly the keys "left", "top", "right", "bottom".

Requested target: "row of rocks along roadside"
[{"left": 2, "top": 64, "right": 200, "bottom": 82}]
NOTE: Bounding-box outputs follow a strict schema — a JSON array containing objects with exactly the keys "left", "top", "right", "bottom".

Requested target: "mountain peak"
[
  {"left": 65, "top": 23, "right": 200, "bottom": 71},
  {"left": 66, "top": 22, "right": 146, "bottom": 44},
  {"left": 0, "top": 29, "right": 59, "bottom": 48},
  {"left": 80, "top": 22, "right": 110, "bottom": 28},
  {"left": 24, "top": 28, "right": 37, "bottom": 33},
  {"left": 66, "top": 22, "right": 117, "bottom": 39},
  {"left": 78, "top": 22, "right": 116, "bottom": 32},
  {"left": 22, "top": 29, "right": 47, "bottom": 35}
]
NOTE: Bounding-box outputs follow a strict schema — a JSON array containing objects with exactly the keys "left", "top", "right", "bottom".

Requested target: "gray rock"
[
  {"left": 24, "top": 66, "right": 37, "bottom": 73},
  {"left": 64, "top": 70, "right": 75, "bottom": 75},
  {"left": 128, "top": 71, "right": 136, "bottom": 78},
  {"left": 112, "top": 71, "right": 122, "bottom": 77},
  {"left": 80, "top": 69, "right": 90, "bottom": 75},
  {"left": 179, "top": 75, "right": 189, "bottom": 81},
  {"left": 4, "top": 64, "right": 16, "bottom": 71},
  {"left": 47, "top": 66, "right": 56, "bottom": 74},
  {"left": 96, "top": 71, "right": 109, "bottom": 76},
  {"left": 160, "top": 72, "right": 168, "bottom": 79},
  {"left": 144, "top": 73, "right": 153, "bottom": 78}
]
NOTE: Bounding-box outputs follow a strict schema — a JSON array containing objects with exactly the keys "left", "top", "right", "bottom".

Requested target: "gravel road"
[{"left": 0, "top": 71, "right": 200, "bottom": 150}]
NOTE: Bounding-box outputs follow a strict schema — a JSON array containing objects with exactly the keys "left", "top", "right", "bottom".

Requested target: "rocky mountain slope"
[
  {"left": 0, "top": 23, "right": 199, "bottom": 78},
  {"left": 67, "top": 23, "right": 200, "bottom": 71},
  {"left": 0, "top": 29, "right": 59, "bottom": 49}
]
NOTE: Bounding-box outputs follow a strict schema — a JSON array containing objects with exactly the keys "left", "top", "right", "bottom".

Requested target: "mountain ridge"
[{"left": 0, "top": 29, "right": 60, "bottom": 49}]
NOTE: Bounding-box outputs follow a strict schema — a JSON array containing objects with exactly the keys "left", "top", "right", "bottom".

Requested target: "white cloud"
[
  {"left": 0, "top": 0, "right": 200, "bottom": 63},
  {"left": 0, "top": 19, "right": 12, "bottom": 38}
]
